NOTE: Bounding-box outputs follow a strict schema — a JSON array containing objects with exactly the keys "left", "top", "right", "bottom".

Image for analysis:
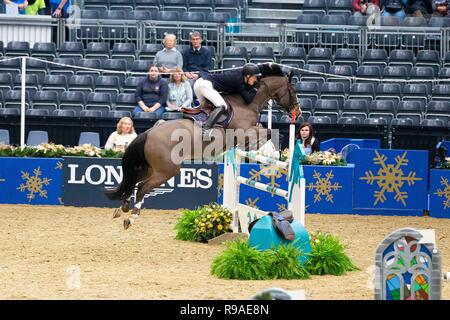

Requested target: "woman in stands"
[
  {"left": 104, "top": 117, "right": 137, "bottom": 151},
  {"left": 153, "top": 33, "right": 183, "bottom": 76},
  {"left": 134, "top": 64, "right": 168, "bottom": 118},
  {"left": 296, "top": 122, "right": 320, "bottom": 156},
  {"left": 166, "top": 67, "right": 193, "bottom": 111}
]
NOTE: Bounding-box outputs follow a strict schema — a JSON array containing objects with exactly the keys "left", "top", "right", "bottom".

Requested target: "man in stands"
[
  {"left": 406, "top": 0, "right": 433, "bottom": 17},
  {"left": 381, "top": 0, "right": 408, "bottom": 18},
  {"left": 183, "top": 31, "right": 213, "bottom": 86},
  {"left": 433, "top": 0, "right": 449, "bottom": 16},
  {"left": 193, "top": 63, "right": 261, "bottom": 136}
]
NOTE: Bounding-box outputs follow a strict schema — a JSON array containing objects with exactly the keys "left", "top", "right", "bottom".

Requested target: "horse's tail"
[{"left": 104, "top": 131, "right": 149, "bottom": 200}]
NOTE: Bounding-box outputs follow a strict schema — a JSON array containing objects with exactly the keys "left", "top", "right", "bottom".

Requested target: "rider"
[{"left": 193, "top": 63, "right": 261, "bottom": 135}]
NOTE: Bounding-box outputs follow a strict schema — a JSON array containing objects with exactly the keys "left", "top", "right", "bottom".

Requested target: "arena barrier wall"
[
  {"left": 429, "top": 169, "right": 450, "bottom": 219},
  {"left": 62, "top": 157, "right": 218, "bottom": 209},
  {"left": 0, "top": 157, "right": 63, "bottom": 205}
]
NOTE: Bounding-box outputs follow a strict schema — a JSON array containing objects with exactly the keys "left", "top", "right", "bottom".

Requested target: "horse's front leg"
[{"left": 112, "top": 198, "right": 131, "bottom": 219}]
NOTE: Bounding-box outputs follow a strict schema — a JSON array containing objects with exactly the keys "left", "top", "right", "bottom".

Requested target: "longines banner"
[
  {"left": 0, "top": 157, "right": 63, "bottom": 205},
  {"left": 62, "top": 157, "right": 218, "bottom": 209}
]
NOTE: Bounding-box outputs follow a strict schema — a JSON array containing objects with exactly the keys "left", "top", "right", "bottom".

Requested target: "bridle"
[{"left": 262, "top": 76, "right": 300, "bottom": 117}]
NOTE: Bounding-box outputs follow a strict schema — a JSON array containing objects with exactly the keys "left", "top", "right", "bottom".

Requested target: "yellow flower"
[
  {"left": 202, "top": 218, "right": 206, "bottom": 222},
  {"left": 217, "top": 224, "right": 223, "bottom": 231},
  {"left": 207, "top": 223, "right": 213, "bottom": 229},
  {"left": 207, "top": 214, "right": 211, "bottom": 218},
  {"left": 201, "top": 223, "right": 205, "bottom": 227}
]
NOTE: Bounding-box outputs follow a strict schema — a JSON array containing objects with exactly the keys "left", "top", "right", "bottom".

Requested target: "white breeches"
[{"left": 193, "top": 78, "right": 228, "bottom": 109}]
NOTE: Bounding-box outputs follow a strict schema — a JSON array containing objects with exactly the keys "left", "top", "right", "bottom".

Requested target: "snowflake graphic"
[
  {"left": 17, "top": 167, "right": 52, "bottom": 202},
  {"left": 218, "top": 173, "right": 224, "bottom": 197},
  {"left": 307, "top": 170, "right": 342, "bottom": 203},
  {"left": 360, "top": 151, "right": 422, "bottom": 206},
  {"left": 245, "top": 197, "right": 259, "bottom": 209},
  {"left": 248, "top": 164, "right": 289, "bottom": 197},
  {"left": 55, "top": 161, "right": 63, "bottom": 170},
  {"left": 277, "top": 203, "right": 287, "bottom": 212},
  {"left": 434, "top": 176, "right": 450, "bottom": 209}
]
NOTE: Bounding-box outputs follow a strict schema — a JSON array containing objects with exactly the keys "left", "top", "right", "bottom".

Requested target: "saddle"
[
  {"left": 181, "top": 99, "right": 234, "bottom": 129},
  {"left": 248, "top": 210, "right": 295, "bottom": 241}
]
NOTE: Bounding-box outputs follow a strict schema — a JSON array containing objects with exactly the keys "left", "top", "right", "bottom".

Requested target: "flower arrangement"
[
  {"left": 0, "top": 143, "right": 124, "bottom": 158},
  {"left": 438, "top": 157, "right": 450, "bottom": 169},
  {"left": 280, "top": 148, "right": 346, "bottom": 166},
  {"left": 210, "top": 231, "right": 358, "bottom": 280},
  {"left": 175, "top": 203, "right": 233, "bottom": 242}
]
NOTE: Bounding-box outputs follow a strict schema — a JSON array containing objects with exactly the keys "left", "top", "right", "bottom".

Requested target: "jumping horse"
[{"left": 105, "top": 63, "right": 300, "bottom": 229}]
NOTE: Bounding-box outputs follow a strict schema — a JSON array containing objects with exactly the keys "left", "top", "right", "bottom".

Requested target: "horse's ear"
[{"left": 288, "top": 70, "right": 294, "bottom": 83}]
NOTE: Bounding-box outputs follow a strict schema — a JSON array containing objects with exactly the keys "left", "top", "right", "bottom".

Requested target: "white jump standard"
[{"left": 223, "top": 124, "right": 306, "bottom": 234}]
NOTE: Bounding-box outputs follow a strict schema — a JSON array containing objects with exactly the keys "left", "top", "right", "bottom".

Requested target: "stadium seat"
[
  {"left": 313, "top": 99, "right": 340, "bottom": 123},
  {"left": 320, "top": 82, "right": 345, "bottom": 106},
  {"left": 85, "top": 42, "right": 110, "bottom": 60},
  {"left": 338, "top": 116, "right": 361, "bottom": 125},
  {"left": 401, "top": 17, "right": 427, "bottom": 48},
  {"left": 84, "top": 0, "right": 108, "bottom": 10},
  {"left": 27, "top": 130, "right": 48, "bottom": 146},
  {"left": 0, "top": 58, "right": 21, "bottom": 78},
  {"left": 102, "top": 10, "right": 128, "bottom": 40},
  {"left": 25, "top": 59, "right": 48, "bottom": 82},
  {"left": 396, "top": 100, "right": 423, "bottom": 125},
  {"left": 296, "top": 81, "right": 320, "bottom": 103},
  {"left": 139, "top": 43, "right": 163, "bottom": 61},
  {"left": 302, "top": 0, "right": 327, "bottom": 16},
  {"left": 58, "top": 42, "right": 85, "bottom": 61},
  {"left": 26, "top": 109, "right": 49, "bottom": 117},
  {"left": 78, "top": 10, "right": 101, "bottom": 40},
  {"left": 94, "top": 76, "right": 121, "bottom": 102},
  {"left": 85, "top": 92, "right": 112, "bottom": 116},
  {"left": 409, "top": 66, "right": 435, "bottom": 94},
  {"left": 78, "top": 132, "right": 101, "bottom": 147},
  {"left": 362, "top": 49, "right": 388, "bottom": 68},
  {"left": 0, "top": 129, "right": 10, "bottom": 144},
  {"left": 391, "top": 118, "right": 414, "bottom": 126},
  {"left": 109, "top": 0, "right": 134, "bottom": 11},
  {"left": 0, "top": 41, "right": 3, "bottom": 57},
  {"left": 5, "top": 41, "right": 30, "bottom": 57},
  {"left": 52, "top": 109, "right": 76, "bottom": 117},
  {"left": 301, "top": 64, "right": 327, "bottom": 85},
  {"left": 42, "top": 75, "right": 68, "bottom": 93},
  {"left": 76, "top": 59, "right": 102, "bottom": 76},
  {"left": 108, "top": 110, "right": 132, "bottom": 119},
  {"left": 328, "top": 65, "right": 353, "bottom": 92},
  {"left": 388, "top": 49, "right": 414, "bottom": 73},
  {"left": 49, "top": 58, "right": 76, "bottom": 77},
  {"left": 334, "top": 48, "right": 359, "bottom": 73},
  {"left": 68, "top": 75, "right": 95, "bottom": 93},
  {"left": 123, "top": 76, "right": 144, "bottom": 93},
  {"left": 415, "top": 50, "right": 440, "bottom": 76},
  {"left": 31, "top": 42, "right": 56, "bottom": 61},
  {"left": 115, "top": 93, "right": 137, "bottom": 110},
  {"left": 364, "top": 117, "right": 388, "bottom": 125},
  {"left": 347, "top": 15, "right": 367, "bottom": 45},
  {"left": 368, "top": 100, "right": 395, "bottom": 123},
  {"left": 80, "top": 110, "right": 103, "bottom": 118},
  {"left": 130, "top": 60, "right": 153, "bottom": 76},
  {"left": 356, "top": 65, "right": 381, "bottom": 87},
  {"left": 0, "top": 108, "right": 20, "bottom": 115},
  {"left": 375, "top": 83, "right": 402, "bottom": 104},
  {"left": 0, "top": 73, "right": 13, "bottom": 93},
  {"left": 280, "top": 47, "right": 306, "bottom": 69},
  {"left": 428, "top": 16, "right": 450, "bottom": 27},
  {"left": 60, "top": 91, "right": 86, "bottom": 116},
  {"left": 134, "top": 0, "right": 159, "bottom": 10},
  {"left": 295, "top": 15, "right": 320, "bottom": 46},
  {"left": 32, "top": 91, "right": 59, "bottom": 113},
  {"left": 4, "top": 90, "right": 30, "bottom": 109},
  {"left": 382, "top": 66, "right": 408, "bottom": 84},
  {"left": 249, "top": 47, "right": 275, "bottom": 64},
  {"left": 326, "top": 0, "right": 353, "bottom": 15},
  {"left": 308, "top": 115, "right": 332, "bottom": 124},
  {"left": 307, "top": 47, "right": 332, "bottom": 70},
  {"left": 128, "top": 9, "right": 155, "bottom": 21},
  {"left": 214, "top": 0, "right": 239, "bottom": 16},
  {"left": 101, "top": 59, "right": 128, "bottom": 82},
  {"left": 133, "top": 112, "right": 159, "bottom": 120},
  {"left": 155, "top": 11, "right": 181, "bottom": 41},
  {"left": 421, "top": 119, "right": 445, "bottom": 127},
  {"left": 439, "top": 67, "right": 450, "bottom": 84},
  {"left": 376, "top": 17, "right": 401, "bottom": 47},
  {"left": 319, "top": 15, "right": 347, "bottom": 45},
  {"left": 13, "top": 74, "right": 39, "bottom": 97},
  {"left": 432, "top": 84, "right": 450, "bottom": 101},
  {"left": 222, "top": 46, "right": 247, "bottom": 69},
  {"left": 180, "top": 12, "right": 207, "bottom": 40},
  {"left": 297, "top": 98, "right": 313, "bottom": 112},
  {"left": 342, "top": 99, "right": 368, "bottom": 122},
  {"left": 349, "top": 83, "right": 375, "bottom": 102},
  {"left": 402, "top": 84, "right": 428, "bottom": 106}
]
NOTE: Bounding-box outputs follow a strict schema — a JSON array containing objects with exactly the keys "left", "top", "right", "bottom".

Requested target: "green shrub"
[
  {"left": 306, "top": 232, "right": 358, "bottom": 276},
  {"left": 211, "top": 238, "right": 271, "bottom": 280},
  {"left": 267, "top": 242, "right": 310, "bottom": 280},
  {"left": 174, "top": 209, "right": 198, "bottom": 241}
]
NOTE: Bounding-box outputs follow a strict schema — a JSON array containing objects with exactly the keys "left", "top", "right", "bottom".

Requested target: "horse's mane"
[{"left": 259, "top": 63, "right": 284, "bottom": 78}]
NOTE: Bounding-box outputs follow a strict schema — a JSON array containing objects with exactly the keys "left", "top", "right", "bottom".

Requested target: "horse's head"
[{"left": 259, "top": 65, "right": 300, "bottom": 120}]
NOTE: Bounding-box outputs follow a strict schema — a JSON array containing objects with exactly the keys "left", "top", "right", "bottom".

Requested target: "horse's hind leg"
[
  {"left": 123, "top": 172, "right": 174, "bottom": 230},
  {"left": 112, "top": 198, "right": 131, "bottom": 219}
]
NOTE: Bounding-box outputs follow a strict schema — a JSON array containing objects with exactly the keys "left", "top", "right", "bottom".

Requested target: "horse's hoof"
[
  {"left": 113, "top": 208, "right": 122, "bottom": 219},
  {"left": 131, "top": 208, "right": 140, "bottom": 216},
  {"left": 121, "top": 201, "right": 130, "bottom": 213},
  {"left": 123, "top": 218, "right": 132, "bottom": 230}
]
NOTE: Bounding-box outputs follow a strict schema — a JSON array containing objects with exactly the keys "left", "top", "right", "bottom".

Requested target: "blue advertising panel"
[
  {"left": 62, "top": 157, "right": 218, "bottom": 209},
  {"left": 429, "top": 169, "right": 450, "bottom": 219},
  {"left": 351, "top": 149, "right": 429, "bottom": 213},
  {"left": 218, "top": 163, "right": 354, "bottom": 214},
  {"left": 0, "top": 157, "right": 63, "bottom": 205}
]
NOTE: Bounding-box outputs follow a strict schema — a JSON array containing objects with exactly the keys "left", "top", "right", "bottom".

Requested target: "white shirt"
[{"left": 104, "top": 132, "right": 137, "bottom": 150}]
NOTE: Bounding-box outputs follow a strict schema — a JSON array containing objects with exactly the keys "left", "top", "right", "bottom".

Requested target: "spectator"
[
  {"left": 50, "top": 0, "right": 72, "bottom": 17},
  {"left": 433, "top": 0, "right": 449, "bottom": 16},
  {"left": 406, "top": 0, "right": 433, "bottom": 17},
  {"left": 381, "top": 0, "right": 407, "bottom": 18},
  {"left": 353, "top": 0, "right": 381, "bottom": 16},
  {"left": 104, "top": 117, "right": 137, "bottom": 151},
  {"left": 183, "top": 31, "right": 213, "bottom": 85},
  {"left": 153, "top": 33, "right": 183, "bottom": 75},
  {"left": 4, "top": 0, "right": 28, "bottom": 15},
  {"left": 25, "top": 0, "right": 46, "bottom": 15},
  {"left": 134, "top": 64, "right": 168, "bottom": 118},
  {"left": 296, "top": 122, "right": 320, "bottom": 156},
  {"left": 166, "top": 67, "right": 193, "bottom": 111}
]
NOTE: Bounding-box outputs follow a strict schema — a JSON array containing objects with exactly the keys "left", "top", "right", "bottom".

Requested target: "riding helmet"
[{"left": 242, "top": 63, "right": 261, "bottom": 76}]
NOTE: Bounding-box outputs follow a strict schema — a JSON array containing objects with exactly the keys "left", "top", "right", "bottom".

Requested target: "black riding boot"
[{"left": 202, "top": 105, "right": 226, "bottom": 136}]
